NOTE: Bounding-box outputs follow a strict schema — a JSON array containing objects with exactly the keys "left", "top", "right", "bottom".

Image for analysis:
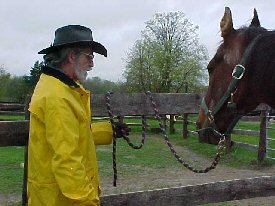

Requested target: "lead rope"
[
  {"left": 105, "top": 92, "right": 147, "bottom": 186},
  {"left": 106, "top": 91, "right": 227, "bottom": 186},
  {"left": 145, "top": 91, "right": 226, "bottom": 173}
]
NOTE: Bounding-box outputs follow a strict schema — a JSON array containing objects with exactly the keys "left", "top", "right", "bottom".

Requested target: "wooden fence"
[
  {"left": 183, "top": 108, "right": 272, "bottom": 162},
  {"left": 1, "top": 94, "right": 275, "bottom": 205},
  {"left": 100, "top": 175, "right": 275, "bottom": 206},
  {"left": 0, "top": 102, "right": 25, "bottom": 118},
  {"left": 0, "top": 93, "right": 203, "bottom": 147}
]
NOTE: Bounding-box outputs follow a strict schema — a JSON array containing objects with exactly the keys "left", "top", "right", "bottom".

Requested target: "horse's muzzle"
[{"left": 197, "top": 127, "right": 220, "bottom": 145}]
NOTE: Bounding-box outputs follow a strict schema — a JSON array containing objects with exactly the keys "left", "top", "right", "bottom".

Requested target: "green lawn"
[
  {"left": 0, "top": 147, "right": 25, "bottom": 193},
  {"left": 0, "top": 115, "right": 274, "bottom": 199},
  {"left": 0, "top": 115, "right": 25, "bottom": 121}
]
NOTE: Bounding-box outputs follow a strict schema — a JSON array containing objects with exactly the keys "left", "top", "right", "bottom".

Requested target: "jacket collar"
[{"left": 42, "top": 65, "right": 80, "bottom": 88}]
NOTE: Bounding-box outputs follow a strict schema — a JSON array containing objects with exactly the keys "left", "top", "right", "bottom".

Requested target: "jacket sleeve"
[
  {"left": 45, "top": 97, "right": 99, "bottom": 205},
  {"left": 91, "top": 122, "right": 113, "bottom": 145}
]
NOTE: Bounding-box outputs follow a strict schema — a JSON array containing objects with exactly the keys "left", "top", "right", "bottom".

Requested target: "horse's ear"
[
  {"left": 220, "top": 7, "right": 234, "bottom": 37},
  {"left": 250, "top": 8, "right": 261, "bottom": 27}
]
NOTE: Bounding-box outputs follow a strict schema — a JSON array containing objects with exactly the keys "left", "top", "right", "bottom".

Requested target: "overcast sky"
[{"left": 0, "top": 0, "right": 274, "bottom": 81}]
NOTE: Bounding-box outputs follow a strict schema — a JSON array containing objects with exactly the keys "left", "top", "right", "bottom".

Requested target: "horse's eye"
[{"left": 207, "top": 60, "right": 215, "bottom": 74}]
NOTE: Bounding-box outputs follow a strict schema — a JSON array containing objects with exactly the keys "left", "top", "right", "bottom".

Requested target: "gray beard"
[{"left": 75, "top": 66, "right": 88, "bottom": 83}]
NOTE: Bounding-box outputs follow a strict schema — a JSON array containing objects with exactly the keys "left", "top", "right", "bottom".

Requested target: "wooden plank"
[
  {"left": 240, "top": 116, "right": 261, "bottom": 122},
  {"left": 100, "top": 175, "right": 275, "bottom": 206},
  {"left": 91, "top": 93, "right": 203, "bottom": 116},
  {"left": 126, "top": 123, "right": 149, "bottom": 127},
  {"left": 0, "top": 121, "right": 29, "bottom": 146},
  {"left": 0, "top": 111, "right": 25, "bottom": 116},
  {"left": 233, "top": 141, "right": 258, "bottom": 151},
  {"left": 232, "top": 129, "right": 260, "bottom": 136},
  {"left": 0, "top": 103, "right": 24, "bottom": 111}
]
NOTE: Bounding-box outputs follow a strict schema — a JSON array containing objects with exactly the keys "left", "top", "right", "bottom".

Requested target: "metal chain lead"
[
  {"left": 105, "top": 92, "right": 148, "bottom": 186},
  {"left": 145, "top": 91, "right": 226, "bottom": 173}
]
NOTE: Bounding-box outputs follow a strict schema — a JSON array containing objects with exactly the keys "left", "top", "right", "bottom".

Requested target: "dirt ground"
[
  {"left": 1, "top": 147, "right": 275, "bottom": 206},
  {"left": 99, "top": 145, "right": 275, "bottom": 206},
  {"left": 99, "top": 165, "right": 275, "bottom": 205}
]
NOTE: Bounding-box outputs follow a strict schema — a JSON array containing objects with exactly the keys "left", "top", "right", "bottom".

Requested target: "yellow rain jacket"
[{"left": 28, "top": 66, "right": 113, "bottom": 206}]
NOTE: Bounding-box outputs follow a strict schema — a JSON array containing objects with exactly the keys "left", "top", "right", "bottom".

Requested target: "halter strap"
[{"left": 201, "top": 63, "right": 245, "bottom": 118}]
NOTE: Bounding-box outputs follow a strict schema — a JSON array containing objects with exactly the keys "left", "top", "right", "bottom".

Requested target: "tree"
[
  {"left": 83, "top": 77, "right": 125, "bottom": 94},
  {"left": 24, "top": 60, "right": 43, "bottom": 91},
  {"left": 5, "top": 76, "right": 30, "bottom": 103},
  {"left": 123, "top": 12, "right": 208, "bottom": 93},
  {"left": 0, "top": 66, "right": 30, "bottom": 103},
  {"left": 0, "top": 66, "right": 11, "bottom": 101}
]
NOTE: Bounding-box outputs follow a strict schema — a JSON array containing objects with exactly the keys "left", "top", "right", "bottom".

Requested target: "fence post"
[
  {"left": 161, "top": 115, "right": 167, "bottom": 130},
  {"left": 182, "top": 113, "right": 188, "bottom": 139},
  {"left": 258, "top": 110, "right": 267, "bottom": 162},
  {"left": 22, "top": 95, "right": 31, "bottom": 206},
  {"left": 169, "top": 115, "right": 175, "bottom": 134}
]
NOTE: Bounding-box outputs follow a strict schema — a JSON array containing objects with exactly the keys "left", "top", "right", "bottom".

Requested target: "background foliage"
[
  {"left": 123, "top": 12, "right": 208, "bottom": 93},
  {"left": 0, "top": 64, "right": 124, "bottom": 103},
  {"left": 0, "top": 11, "right": 208, "bottom": 103}
]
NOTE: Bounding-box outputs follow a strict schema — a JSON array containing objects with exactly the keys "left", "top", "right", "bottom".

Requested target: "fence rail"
[
  {"left": 100, "top": 175, "right": 275, "bottom": 206},
  {"left": 266, "top": 111, "right": 275, "bottom": 160},
  {"left": 0, "top": 103, "right": 25, "bottom": 111}
]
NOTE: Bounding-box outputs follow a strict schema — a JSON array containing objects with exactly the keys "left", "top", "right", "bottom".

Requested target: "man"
[{"left": 27, "top": 25, "right": 128, "bottom": 205}]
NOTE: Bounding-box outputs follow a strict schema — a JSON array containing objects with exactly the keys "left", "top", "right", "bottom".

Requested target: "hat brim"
[{"left": 38, "top": 41, "right": 107, "bottom": 57}]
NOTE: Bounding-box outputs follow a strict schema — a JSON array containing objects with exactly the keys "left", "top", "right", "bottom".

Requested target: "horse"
[{"left": 196, "top": 7, "right": 275, "bottom": 146}]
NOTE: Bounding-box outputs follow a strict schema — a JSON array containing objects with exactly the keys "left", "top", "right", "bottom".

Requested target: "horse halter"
[
  {"left": 200, "top": 65, "right": 244, "bottom": 135},
  {"left": 199, "top": 34, "right": 263, "bottom": 136}
]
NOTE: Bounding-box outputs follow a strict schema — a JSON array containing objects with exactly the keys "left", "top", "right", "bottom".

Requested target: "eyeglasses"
[{"left": 80, "top": 52, "right": 94, "bottom": 60}]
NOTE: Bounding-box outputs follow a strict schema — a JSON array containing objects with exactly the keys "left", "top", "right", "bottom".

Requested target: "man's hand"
[{"left": 113, "top": 122, "right": 130, "bottom": 138}]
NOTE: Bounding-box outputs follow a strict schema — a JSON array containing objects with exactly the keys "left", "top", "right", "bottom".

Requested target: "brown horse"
[{"left": 196, "top": 7, "right": 275, "bottom": 145}]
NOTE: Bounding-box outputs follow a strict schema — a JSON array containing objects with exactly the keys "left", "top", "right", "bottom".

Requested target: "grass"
[
  {"left": 0, "top": 115, "right": 274, "bottom": 202},
  {"left": 233, "top": 120, "right": 275, "bottom": 159},
  {"left": 97, "top": 134, "right": 186, "bottom": 177},
  {"left": 0, "top": 115, "right": 25, "bottom": 121},
  {"left": 0, "top": 147, "right": 25, "bottom": 193}
]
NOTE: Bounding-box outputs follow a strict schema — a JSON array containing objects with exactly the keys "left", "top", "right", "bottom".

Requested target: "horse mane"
[
  {"left": 244, "top": 27, "right": 275, "bottom": 69},
  {"left": 243, "top": 27, "right": 275, "bottom": 95}
]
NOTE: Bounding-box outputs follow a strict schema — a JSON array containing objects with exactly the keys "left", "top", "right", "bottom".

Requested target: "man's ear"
[{"left": 68, "top": 49, "right": 77, "bottom": 64}]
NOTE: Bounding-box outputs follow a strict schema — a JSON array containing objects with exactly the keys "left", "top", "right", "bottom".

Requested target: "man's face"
[{"left": 73, "top": 48, "right": 94, "bottom": 83}]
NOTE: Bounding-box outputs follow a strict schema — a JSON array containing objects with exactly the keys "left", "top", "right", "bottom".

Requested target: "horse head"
[{"left": 196, "top": 7, "right": 271, "bottom": 145}]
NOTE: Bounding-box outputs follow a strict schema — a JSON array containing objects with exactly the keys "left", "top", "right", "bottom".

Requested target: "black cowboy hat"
[{"left": 38, "top": 25, "right": 107, "bottom": 57}]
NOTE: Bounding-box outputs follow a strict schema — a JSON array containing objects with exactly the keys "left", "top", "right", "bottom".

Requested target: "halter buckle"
[
  {"left": 232, "top": 64, "right": 245, "bottom": 79},
  {"left": 207, "top": 111, "right": 214, "bottom": 123}
]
